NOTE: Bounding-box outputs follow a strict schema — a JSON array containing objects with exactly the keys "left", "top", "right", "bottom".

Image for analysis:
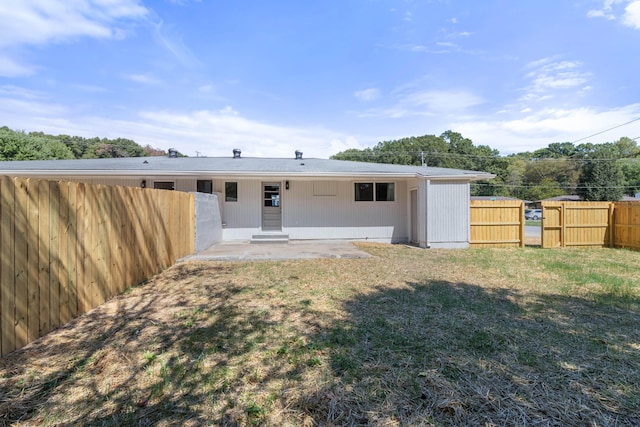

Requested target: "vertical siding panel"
[
  {"left": 14, "top": 178, "right": 29, "bottom": 349},
  {"left": 26, "top": 179, "right": 40, "bottom": 343},
  {"left": 1, "top": 176, "right": 16, "bottom": 355},
  {"left": 188, "top": 193, "right": 195, "bottom": 254},
  {"left": 428, "top": 182, "right": 469, "bottom": 244}
]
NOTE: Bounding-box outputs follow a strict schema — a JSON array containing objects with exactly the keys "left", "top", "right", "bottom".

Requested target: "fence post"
[
  {"left": 608, "top": 203, "right": 615, "bottom": 248},
  {"left": 560, "top": 202, "right": 566, "bottom": 248}
]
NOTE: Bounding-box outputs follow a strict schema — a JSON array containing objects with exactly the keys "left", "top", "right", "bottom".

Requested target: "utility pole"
[{"left": 421, "top": 151, "right": 427, "bottom": 167}]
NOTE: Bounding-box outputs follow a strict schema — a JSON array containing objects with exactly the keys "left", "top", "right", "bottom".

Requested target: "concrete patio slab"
[{"left": 179, "top": 240, "right": 373, "bottom": 262}]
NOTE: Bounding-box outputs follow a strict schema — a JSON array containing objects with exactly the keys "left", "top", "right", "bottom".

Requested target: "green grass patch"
[{"left": 1, "top": 245, "right": 639, "bottom": 425}]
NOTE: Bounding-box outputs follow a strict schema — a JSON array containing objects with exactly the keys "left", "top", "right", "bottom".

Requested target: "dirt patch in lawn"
[{"left": 1, "top": 243, "right": 640, "bottom": 426}]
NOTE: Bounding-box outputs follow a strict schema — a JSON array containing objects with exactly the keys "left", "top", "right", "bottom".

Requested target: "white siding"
[
  {"left": 427, "top": 181, "right": 470, "bottom": 248},
  {"left": 282, "top": 180, "right": 408, "bottom": 242},
  {"left": 214, "top": 180, "right": 262, "bottom": 240}
]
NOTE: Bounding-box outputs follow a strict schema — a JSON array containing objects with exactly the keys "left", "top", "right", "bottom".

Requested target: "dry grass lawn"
[{"left": 1, "top": 243, "right": 639, "bottom": 426}]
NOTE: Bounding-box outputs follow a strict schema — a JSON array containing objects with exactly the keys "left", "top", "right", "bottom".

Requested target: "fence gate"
[{"left": 541, "top": 201, "right": 614, "bottom": 248}]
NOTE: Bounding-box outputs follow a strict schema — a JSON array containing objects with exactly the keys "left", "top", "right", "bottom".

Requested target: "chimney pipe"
[
  {"left": 295, "top": 150, "right": 303, "bottom": 160},
  {"left": 233, "top": 148, "right": 241, "bottom": 159},
  {"left": 168, "top": 148, "right": 178, "bottom": 158}
]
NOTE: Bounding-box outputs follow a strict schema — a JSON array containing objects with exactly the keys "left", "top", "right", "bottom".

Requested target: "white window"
[{"left": 354, "top": 182, "right": 395, "bottom": 202}]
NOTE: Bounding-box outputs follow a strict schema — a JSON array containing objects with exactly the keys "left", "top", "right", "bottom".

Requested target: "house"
[{"left": 0, "top": 150, "right": 494, "bottom": 249}]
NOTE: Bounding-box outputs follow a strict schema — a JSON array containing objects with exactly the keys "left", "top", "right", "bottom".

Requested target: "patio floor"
[{"left": 179, "top": 240, "right": 374, "bottom": 262}]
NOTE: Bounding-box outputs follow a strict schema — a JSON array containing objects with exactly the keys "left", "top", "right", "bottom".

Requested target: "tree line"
[
  {"left": 331, "top": 131, "right": 640, "bottom": 201},
  {"left": 2, "top": 125, "right": 638, "bottom": 201},
  {"left": 0, "top": 126, "right": 171, "bottom": 161}
]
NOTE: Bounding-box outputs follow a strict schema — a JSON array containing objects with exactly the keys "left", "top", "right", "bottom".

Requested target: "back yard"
[{"left": 1, "top": 244, "right": 639, "bottom": 426}]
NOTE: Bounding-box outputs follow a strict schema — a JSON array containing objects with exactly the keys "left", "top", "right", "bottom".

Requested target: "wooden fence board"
[
  {"left": 14, "top": 178, "right": 29, "bottom": 349},
  {"left": 49, "top": 181, "right": 60, "bottom": 330},
  {"left": 26, "top": 179, "right": 40, "bottom": 343},
  {"left": 542, "top": 202, "right": 613, "bottom": 248},
  {"left": 38, "top": 179, "right": 50, "bottom": 337},
  {"left": 68, "top": 182, "right": 78, "bottom": 319},
  {"left": 59, "top": 182, "right": 70, "bottom": 325},
  {"left": 470, "top": 200, "right": 525, "bottom": 247},
  {"left": 1, "top": 176, "right": 16, "bottom": 356},
  {"left": 2, "top": 176, "right": 194, "bottom": 356},
  {"left": 614, "top": 202, "right": 640, "bottom": 250}
]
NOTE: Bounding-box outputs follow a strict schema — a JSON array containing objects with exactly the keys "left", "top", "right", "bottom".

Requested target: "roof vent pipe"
[
  {"left": 295, "top": 150, "right": 303, "bottom": 160},
  {"left": 168, "top": 148, "right": 178, "bottom": 158},
  {"left": 233, "top": 149, "right": 241, "bottom": 159}
]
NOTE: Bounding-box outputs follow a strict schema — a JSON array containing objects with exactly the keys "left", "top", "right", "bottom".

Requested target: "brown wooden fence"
[
  {"left": 614, "top": 202, "right": 640, "bottom": 250},
  {"left": 1, "top": 176, "right": 195, "bottom": 356},
  {"left": 541, "top": 201, "right": 640, "bottom": 249},
  {"left": 470, "top": 200, "right": 525, "bottom": 247}
]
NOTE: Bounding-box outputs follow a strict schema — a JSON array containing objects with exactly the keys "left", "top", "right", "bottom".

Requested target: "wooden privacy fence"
[
  {"left": 541, "top": 201, "right": 640, "bottom": 249},
  {"left": 470, "top": 200, "right": 525, "bottom": 247},
  {"left": 614, "top": 202, "right": 640, "bottom": 250},
  {"left": 1, "top": 176, "right": 195, "bottom": 356}
]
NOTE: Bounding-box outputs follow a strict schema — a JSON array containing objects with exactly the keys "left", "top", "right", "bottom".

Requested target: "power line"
[{"left": 570, "top": 117, "right": 640, "bottom": 144}]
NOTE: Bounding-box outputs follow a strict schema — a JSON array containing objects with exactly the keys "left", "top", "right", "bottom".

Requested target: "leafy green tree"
[
  {"left": 0, "top": 126, "right": 170, "bottom": 160},
  {"left": 576, "top": 145, "right": 625, "bottom": 201},
  {"left": 620, "top": 160, "right": 640, "bottom": 196},
  {"left": 1, "top": 128, "right": 74, "bottom": 160}
]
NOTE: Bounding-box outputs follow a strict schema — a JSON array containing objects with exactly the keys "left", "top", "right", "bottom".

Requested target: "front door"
[{"left": 262, "top": 182, "right": 282, "bottom": 231}]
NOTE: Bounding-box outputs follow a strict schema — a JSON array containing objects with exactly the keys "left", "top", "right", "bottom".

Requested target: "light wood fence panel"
[
  {"left": 470, "top": 200, "right": 525, "bottom": 247},
  {"left": 613, "top": 202, "right": 640, "bottom": 250},
  {"left": 1, "top": 176, "right": 195, "bottom": 356},
  {"left": 542, "top": 202, "right": 614, "bottom": 248}
]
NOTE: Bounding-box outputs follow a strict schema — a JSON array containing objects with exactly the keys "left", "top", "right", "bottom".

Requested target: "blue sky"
[{"left": 1, "top": 0, "right": 640, "bottom": 158}]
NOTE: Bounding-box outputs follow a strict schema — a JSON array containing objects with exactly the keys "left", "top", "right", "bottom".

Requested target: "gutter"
[{"left": 1, "top": 170, "right": 496, "bottom": 181}]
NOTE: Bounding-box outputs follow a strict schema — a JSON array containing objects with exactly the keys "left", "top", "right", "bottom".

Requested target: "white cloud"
[
  {"left": 587, "top": 0, "right": 640, "bottom": 28},
  {"left": 0, "top": 95, "right": 359, "bottom": 158},
  {"left": 0, "top": 0, "right": 148, "bottom": 76},
  {"left": 623, "top": 1, "right": 640, "bottom": 28},
  {"left": 354, "top": 88, "right": 381, "bottom": 102},
  {"left": 451, "top": 104, "right": 640, "bottom": 154},
  {"left": 124, "top": 73, "right": 162, "bottom": 85},
  {"left": 520, "top": 58, "right": 591, "bottom": 102},
  {"left": 0, "top": 55, "right": 36, "bottom": 77},
  {"left": 357, "top": 88, "right": 484, "bottom": 119}
]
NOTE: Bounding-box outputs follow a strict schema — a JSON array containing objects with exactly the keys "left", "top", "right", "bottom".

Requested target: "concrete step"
[{"left": 250, "top": 234, "right": 289, "bottom": 244}]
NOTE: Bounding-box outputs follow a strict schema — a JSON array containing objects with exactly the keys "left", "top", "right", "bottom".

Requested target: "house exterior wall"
[
  {"left": 282, "top": 179, "right": 408, "bottom": 242},
  {"left": 194, "top": 192, "right": 223, "bottom": 251},
  {"left": 213, "top": 179, "right": 262, "bottom": 240},
  {"left": 209, "top": 178, "right": 409, "bottom": 242},
  {"left": 426, "top": 181, "right": 470, "bottom": 248}
]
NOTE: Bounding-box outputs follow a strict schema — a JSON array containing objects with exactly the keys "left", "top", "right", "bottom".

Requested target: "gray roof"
[{"left": 0, "top": 156, "right": 495, "bottom": 181}]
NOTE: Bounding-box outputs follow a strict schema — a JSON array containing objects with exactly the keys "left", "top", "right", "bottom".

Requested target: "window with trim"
[
  {"left": 225, "top": 182, "right": 238, "bottom": 202},
  {"left": 355, "top": 182, "right": 395, "bottom": 202},
  {"left": 197, "top": 180, "right": 212, "bottom": 194},
  {"left": 154, "top": 181, "right": 175, "bottom": 190}
]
